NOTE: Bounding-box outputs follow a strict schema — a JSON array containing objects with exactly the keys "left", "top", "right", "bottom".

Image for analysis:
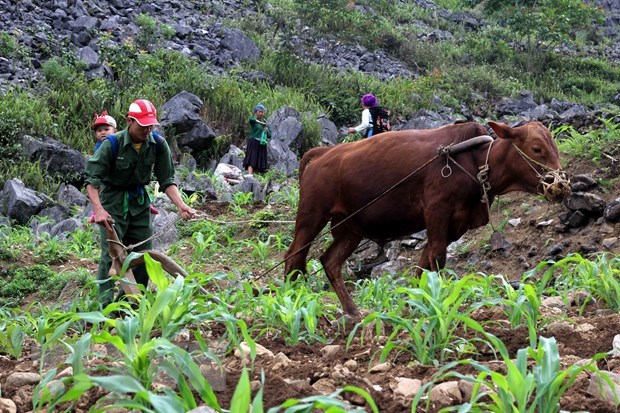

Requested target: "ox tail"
[{"left": 299, "top": 146, "right": 332, "bottom": 180}]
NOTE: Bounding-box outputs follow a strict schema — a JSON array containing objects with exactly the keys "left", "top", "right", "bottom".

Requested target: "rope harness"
[
  {"left": 110, "top": 214, "right": 295, "bottom": 252},
  {"left": 110, "top": 213, "right": 183, "bottom": 252},
  {"left": 510, "top": 144, "right": 571, "bottom": 202},
  {"left": 437, "top": 136, "right": 571, "bottom": 203},
  {"left": 436, "top": 135, "right": 495, "bottom": 204}
]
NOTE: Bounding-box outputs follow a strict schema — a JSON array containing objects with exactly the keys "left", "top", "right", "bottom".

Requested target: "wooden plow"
[{"left": 103, "top": 223, "right": 195, "bottom": 296}]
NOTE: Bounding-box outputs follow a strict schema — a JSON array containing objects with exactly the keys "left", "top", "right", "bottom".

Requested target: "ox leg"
[
  {"left": 284, "top": 213, "right": 330, "bottom": 280},
  {"left": 417, "top": 244, "right": 447, "bottom": 273},
  {"left": 320, "top": 226, "right": 363, "bottom": 317},
  {"left": 417, "top": 224, "right": 449, "bottom": 274},
  {"left": 416, "top": 250, "right": 430, "bottom": 275}
]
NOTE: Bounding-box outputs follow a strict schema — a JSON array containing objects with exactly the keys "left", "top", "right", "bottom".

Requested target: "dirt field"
[{"left": 1, "top": 155, "right": 620, "bottom": 412}]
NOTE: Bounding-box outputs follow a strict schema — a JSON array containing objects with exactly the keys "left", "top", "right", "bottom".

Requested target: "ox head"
[{"left": 488, "top": 121, "right": 571, "bottom": 202}]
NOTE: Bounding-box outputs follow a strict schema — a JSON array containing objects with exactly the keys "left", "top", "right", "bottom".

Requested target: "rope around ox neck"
[{"left": 511, "top": 144, "right": 571, "bottom": 202}]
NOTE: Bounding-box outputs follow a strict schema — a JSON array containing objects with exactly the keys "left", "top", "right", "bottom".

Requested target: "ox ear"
[{"left": 488, "top": 121, "right": 514, "bottom": 140}]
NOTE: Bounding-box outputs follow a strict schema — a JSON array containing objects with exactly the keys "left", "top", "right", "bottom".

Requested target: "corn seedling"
[
  {"left": 127, "top": 253, "right": 202, "bottom": 340},
  {"left": 500, "top": 280, "right": 543, "bottom": 348},
  {"left": 414, "top": 330, "right": 609, "bottom": 413},
  {"left": 267, "top": 385, "right": 378, "bottom": 413},
  {"left": 258, "top": 279, "right": 327, "bottom": 345},
  {"left": 230, "top": 368, "right": 266, "bottom": 413},
  {"left": 398, "top": 271, "right": 479, "bottom": 362},
  {"left": 533, "top": 253, "right": 620, "bottom": 311},
  {"left": 40, "top": 256, "right": 224, "bottom": 411},
  {"left": 191, "top": 231, "right": 221, "bottom": 262},
  {"left": 68, "top": 227, "right": 99, "bottom": 258},
  {"left": 266, "top": 182, "right": 300, "bottom": 209},
  {"left": 245, "top": 237, "right": 273, "bottom": 265},
  {"left": 233, "top": 191, "right": 254, "bottom": 206},
  {"left": 50, "top": 340, "right": 221, "bottom": 412},
  {"left": 271, "top": 233, "right": 291, "bottom": 251},
  {"left": 34, "top": 308, "right": 75, "bottom": 375},
  {"left": 34, "top": 232, "right": 68, "bottom": 264},
  {"left": 567, "top": 253, "right": 620, "bottom": 311},
  {"left": 0, "top": 321, "right": 25, "bottom": 359},
  {"left": 356, "top": 274, "right": 408, "bottom": 312}
]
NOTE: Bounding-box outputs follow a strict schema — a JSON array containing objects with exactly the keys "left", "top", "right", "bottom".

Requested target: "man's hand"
[
  {"left": 91, "top": 208, "right": 114, "bottom": 231},
  {"left": 86, "top": 184, "right": 113, "bottom": 230},
  {"left": 164, "top": 185, "right": 197, "bottom": 220},
  {"left": 179, "top": 204, "right": 196, "bottom": 220}
]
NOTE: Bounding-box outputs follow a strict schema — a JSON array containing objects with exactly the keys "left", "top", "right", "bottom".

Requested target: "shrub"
[
  {"left": 0, "top": 265, "right": 59, "bottom": 306},
  {"left": 0, "top": 31, "right": 27, "bottom": 60}
]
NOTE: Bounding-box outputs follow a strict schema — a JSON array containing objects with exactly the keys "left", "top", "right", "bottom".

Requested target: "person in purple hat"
[{"left": 347, "top": 93, "right": 378, "bottom": 138}]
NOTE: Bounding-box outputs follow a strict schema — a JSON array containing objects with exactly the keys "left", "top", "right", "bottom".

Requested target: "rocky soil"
[{"left": 1, "top": 153, "right": 620, "bottom": 412}]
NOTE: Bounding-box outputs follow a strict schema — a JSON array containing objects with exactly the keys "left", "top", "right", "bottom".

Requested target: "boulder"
[
  {"left": 20, "top": 135, "right": 86, "bottom": 186},
  {"left": 0, "top": 179, "right": 45, "bottom": 225}
]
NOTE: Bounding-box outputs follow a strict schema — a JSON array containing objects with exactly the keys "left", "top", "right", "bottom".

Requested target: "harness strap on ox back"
[
  {"left": 437, "top": 135, "right": 495, "bottom": 205},
  {"left": 436, "top": 135, "right": 493, "bottom": 157}
]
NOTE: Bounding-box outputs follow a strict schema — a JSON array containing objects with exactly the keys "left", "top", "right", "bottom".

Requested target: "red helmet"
[
  {"left": 91, "top": 111, "right": 117, "bottom": 130},
  {"left": 127, "top": 99, "right": 159, "bottom": 126}
]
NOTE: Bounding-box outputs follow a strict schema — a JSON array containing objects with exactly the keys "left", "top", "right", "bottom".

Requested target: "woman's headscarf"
[{"left": 361, "top": 94, "right": 378, "bottom": 107}]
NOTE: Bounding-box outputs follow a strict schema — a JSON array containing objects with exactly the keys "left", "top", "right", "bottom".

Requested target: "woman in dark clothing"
[{"left": 243, "top": 104, "right": 272, "bottom": 175}]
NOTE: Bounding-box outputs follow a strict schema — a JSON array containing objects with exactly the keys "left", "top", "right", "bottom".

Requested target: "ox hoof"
[
  {"left": 331, "top": 309, "right": 366, "bottom": 331},
  {"left": 509, "top": 280, "right": 522, "bottom": 289}
]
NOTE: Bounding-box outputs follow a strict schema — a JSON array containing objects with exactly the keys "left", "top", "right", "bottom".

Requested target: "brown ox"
[{"left": 285, "top": 121, "right": 567, "bottom": 317}]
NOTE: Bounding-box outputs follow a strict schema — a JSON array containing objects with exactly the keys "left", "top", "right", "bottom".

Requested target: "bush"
[
  {"left": 0, "top": 31, "right": 27, "bottom": 60},
  {"left": 0, "top": 265, "right": 58, "bottom": 306}
]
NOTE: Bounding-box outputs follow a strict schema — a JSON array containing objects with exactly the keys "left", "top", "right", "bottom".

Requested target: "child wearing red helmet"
[{"left": 91, "top": 111, "right": 118, "bottom": 151}]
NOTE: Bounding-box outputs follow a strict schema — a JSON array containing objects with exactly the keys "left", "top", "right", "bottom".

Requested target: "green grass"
[
  {"left": 0, "top": 265, "right": 65, "bottom": 307},
  {"left": 555, "top": 117, "right": 620, "bottom": 162},
  {"left": 0, "top": 0, "right": 616, "bottom": 193}
]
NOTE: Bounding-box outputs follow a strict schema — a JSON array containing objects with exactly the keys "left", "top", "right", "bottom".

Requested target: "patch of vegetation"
[
  {"left": 554, "top": 117, "right": 620, "bottom": 162},
  {"left": 1, "top": 1, "right": 620, "bottom": 407},
  {"left": 134, "top": 13, "right": 175, "bottom": 51},
  {"left": 0, "top": 31, "right": 28, "bottom": 60},
  {"left": 0, "top": 264, "right": 69, "bottom": 307},
  {"left": 250, "top": 208, "right": 280, "bottom": 229},
  {"left": 1, "top": 0, "right": 616, "bottom": 191}
]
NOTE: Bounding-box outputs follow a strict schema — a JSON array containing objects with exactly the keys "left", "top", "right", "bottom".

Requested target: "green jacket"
[
  {"left": 249, "top": 117, "right": 272, "bottom": 144},
  {"left": 84, "top": 128, "right": 176, "bottom": 217}
]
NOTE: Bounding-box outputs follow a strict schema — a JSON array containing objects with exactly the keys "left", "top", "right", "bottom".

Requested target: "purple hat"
[{"left": 361, "top": 93, "right": 378, "bottom": 107}]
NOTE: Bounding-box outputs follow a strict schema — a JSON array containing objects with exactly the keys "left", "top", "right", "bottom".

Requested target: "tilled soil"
[
  {"left": 1, "top": 305, "right": 619, "bottom": 412},
  {"left": 2, "top": 156, "right": 620, "bottom": 412}
]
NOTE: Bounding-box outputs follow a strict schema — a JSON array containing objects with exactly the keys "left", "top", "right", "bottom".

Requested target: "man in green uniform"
[{"left": 85, "top": 99, "right": 195, "bottom": 305}]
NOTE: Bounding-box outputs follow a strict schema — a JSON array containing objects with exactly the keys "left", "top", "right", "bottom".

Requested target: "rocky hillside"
[
  {"left": 1, "top": 0, "right": 620, "bottom": 246},
  {"left": 1, "top": 0, "right": 619, "bottom": 117}
]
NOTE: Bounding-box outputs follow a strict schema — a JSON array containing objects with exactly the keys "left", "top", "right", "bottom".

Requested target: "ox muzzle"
[{"left": 539, "top": 170, "right": 571, "bottom": 202}]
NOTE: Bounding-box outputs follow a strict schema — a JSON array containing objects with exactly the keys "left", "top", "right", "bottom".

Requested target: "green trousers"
[{"left": 96, "top": 207, "right": 153, "bottom": 306}]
